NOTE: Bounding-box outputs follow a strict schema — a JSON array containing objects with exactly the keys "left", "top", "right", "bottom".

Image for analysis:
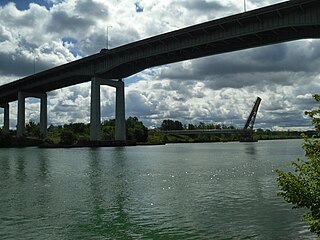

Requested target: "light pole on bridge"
[
  {"left": 106, "top": 25, "right": 112, "bottom": 49},
  {"left": 33, "top": 51, "right": 36, "bottom": 75}
]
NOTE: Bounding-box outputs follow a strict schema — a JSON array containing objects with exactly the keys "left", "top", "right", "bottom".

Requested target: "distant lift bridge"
[
  {"left": 244, "top": 97, "right": 262, "bottom": 130},
  {"left": 160, "top": 97, "right": 262, "bottom": 142},
  {"left": 241, "top": 97, "right": 262, "bottom": 142}
]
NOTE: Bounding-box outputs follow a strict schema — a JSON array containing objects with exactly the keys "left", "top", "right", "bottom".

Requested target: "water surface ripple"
[{"left": 0, "top": 140, "right": 317, "bottom": 239}]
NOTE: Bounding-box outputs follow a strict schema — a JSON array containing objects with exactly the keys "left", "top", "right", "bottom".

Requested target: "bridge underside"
[
  {"left": 100, "top": 26, "right": 320, "bottom": 80},
  {"left": 0, "top": 0, "right": 319, "bottom": 104}
]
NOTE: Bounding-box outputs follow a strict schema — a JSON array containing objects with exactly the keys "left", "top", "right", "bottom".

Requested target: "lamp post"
[
  {"left": 33, "top": 50, "right": 37, "bottom": 75},
  {"left": 106, "top": 25, "right": 112, "bottom": 49},
  {"left": 244, "top": 0, "right": 247, "bottom": 12}
]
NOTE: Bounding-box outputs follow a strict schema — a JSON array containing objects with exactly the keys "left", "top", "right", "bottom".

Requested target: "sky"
[{"left": 0, "top": 0, "right": 319, "bottom": 130}]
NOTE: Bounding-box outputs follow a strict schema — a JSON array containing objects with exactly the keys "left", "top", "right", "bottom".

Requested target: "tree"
[
  {"left": 64, "top": 123, "right": 89, "bottom": 135},
  {"left": 188, "top": 124, "right": 195, "bottom": 130},
  {"left": 101, "top": 117, "right": 148, "bottom": 142},
  {"left": 276, "top": 94, "right": 320, "bottom": 236},
  {"left": 126, "top": 116, "right": 148, "bottom": 142},
  {"left": 60, "top": 129, "right": 77, "bottom": 145},
  {"left": 161, "top": 119, "right": 173, "bottom": 130},
  {"left": 0, "top": 128, "right": 12, "bottom": 147},
  {"left": 161, "top": 119, "right": 183, "bottom": 130},
  {"left": 101, "top": 119, "right": 116, "bottom": 140},
  {"left": 26, "top": 120, "right": 40, "bottom": 137},
  {"left": 102, "top": 125, "right": 115, "bottom": 141}
]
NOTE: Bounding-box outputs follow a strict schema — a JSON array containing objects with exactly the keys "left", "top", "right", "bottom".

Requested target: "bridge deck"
[{"left": 0, "top": 0, "right": 319, "bottom": 103}]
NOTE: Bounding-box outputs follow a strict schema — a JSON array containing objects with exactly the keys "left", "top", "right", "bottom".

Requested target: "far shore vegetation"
[{"left": 0, "top": 116, "right": 316, "bottom": 147}]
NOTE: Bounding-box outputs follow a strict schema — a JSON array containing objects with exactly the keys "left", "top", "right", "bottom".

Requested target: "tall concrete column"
[
  {"left": 40, "top": 93, "right": 47, "bottom": 138},
  {"left": 115, "top": 79, "right": 126, "bottom": 141},
  {"left": 17, "top": 92, "right": 25, "bottom": 137},
  {"left": 3, "top": 103, "right": 9, "bottom": 133},
  {"left": 17, "top": 92, "right": 47, "bottom": 138},
  {"left": 90, "top": 77, "right": 101, "bottom": 141},
  {"left": 0, "top": 103, "right": 9, "bottom": 133},
  {"left": 89, "top": 77, "right": 127, "bottom": 142}
]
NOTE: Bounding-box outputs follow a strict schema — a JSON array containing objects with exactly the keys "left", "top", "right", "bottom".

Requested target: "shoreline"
[{"left": 0, "top": 136, "right": 307, "bottom": 148}]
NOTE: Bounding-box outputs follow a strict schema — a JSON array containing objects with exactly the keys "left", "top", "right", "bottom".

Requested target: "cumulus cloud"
[{"left": 0, "top": 0, "right": 318, "bottom": 130}]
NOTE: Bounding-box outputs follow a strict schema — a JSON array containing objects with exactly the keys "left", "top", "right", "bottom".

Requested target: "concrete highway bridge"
[{"left": 0, "top": 0, "right": 319, "bottom": 141}]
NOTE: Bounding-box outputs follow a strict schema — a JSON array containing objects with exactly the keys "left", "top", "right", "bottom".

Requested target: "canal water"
[{"left": 0, "top": 139, "right": 317, "bottom": 239}]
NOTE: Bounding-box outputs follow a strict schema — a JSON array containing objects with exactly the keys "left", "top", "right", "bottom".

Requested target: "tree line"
[
  {"left": 0, "top": 116, "right": 148, "bottom": 146},
  {"left": 0, "top": 117, "right": 315, "bottom": 146},
  {"left": 160, "top": 119, "right": 235, "bottom": 131}
]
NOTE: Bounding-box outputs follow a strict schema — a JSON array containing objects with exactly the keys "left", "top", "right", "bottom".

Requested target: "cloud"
[
  {"left": 160, "top": 40, "right": 320, "bottom": 84},
  {"left": 178, "top": 1, "right": 230, "bottom": 13},
  {"left": 75, "top": 0, "right": 108, "bottom": 17},
  {"left": 47, "top": 11, "right": 95, "bottom": 35}
]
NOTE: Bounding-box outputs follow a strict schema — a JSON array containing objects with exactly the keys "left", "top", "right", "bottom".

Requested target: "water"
[{"left": 0, "top": 139, "right": 317, "bottom": 239}]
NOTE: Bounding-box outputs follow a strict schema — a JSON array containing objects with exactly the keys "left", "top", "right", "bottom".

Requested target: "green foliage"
[
  {"left": 194, "top": 122, "right": 234, "bottom": 130},
  {"left": 160, "top": 119, "right": 235, "bottom": 131},
  {"left": 43, "top": 137, "right": 54, "bottom": 144},
  {"left": 0, "top": 129, "right": 12, "bottom": 147},
  {"left": 276, "top": 94, "right": 320, "bottom": 236},
  {"left": 46, "top": 125, "right": 62, "bottom": 144},
  {"left": 255, "top": 128, "right": 305, "bottom": 140},
  {"left": 60, "top": 129, "right": 77, "bottom": 145},
  {"left": 161, "top": 119, "right": 183, "bottom": 130},
  {"left": 46, "top": 123, "right": 90, "bottom": 144},
  {"left": 63, "top": 123, "right": 89, "bottom": 136},
  {"left": 102, "top": 119, "right": 115, "bottom": 140},
  {"left": 156, "top": 119, "right": 237, "bottom": 143},
  {"left": 43, "top": 117, "right": 149, "bottom": 144},
  {"left": 102, "top": 117, "right": 149, "bottom": 142},
  {"left": 26, "top": 120, "right": 40, "bottom": 138},
  {"left": 126, "top": 116, "right": 148, "bottom": 142}
]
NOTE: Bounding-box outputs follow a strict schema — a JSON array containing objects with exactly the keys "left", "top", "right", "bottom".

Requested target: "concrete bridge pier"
[
  {"left": 90, "top": 78, "right": 101, "bottom": 141},
  {"left": 0, "top": 103, "right": 9, "bottom": 133},
  {"left": 90, "top": 77, "right": 126, "bottom": 142},
  {"left": 17, "top": 92, "right": 47, "bottom": 138},
  {"left": 40, "top": 94, "right": 47, "bottom": 138},
  {"left": 115, "top": 79, "right": 126, "bottom": 141}
]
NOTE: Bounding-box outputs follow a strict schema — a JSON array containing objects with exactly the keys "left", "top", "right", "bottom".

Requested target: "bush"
[
  {"left": 0, "top": 130, "right": 12, "bottom": 147},
  {"left": 60, "top": 130, "right": 77, "bottom": 145},
  {"left": 276, "top": 94, "right": 320, "bottom": 236}
]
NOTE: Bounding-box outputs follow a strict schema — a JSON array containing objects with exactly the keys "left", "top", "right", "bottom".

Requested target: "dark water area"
[{"left": 0, "top": 139, "right": 317, "bottom": 239}]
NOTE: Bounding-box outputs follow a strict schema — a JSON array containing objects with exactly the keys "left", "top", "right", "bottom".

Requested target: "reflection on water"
[
  {"left": 15, "top": 154, "right": 26, "bottom": 182},
  {"left": 37, "top": 150, "right": 50, "bottom": 180},
  {"left": 82, "top": 148, "right": 134, "bottom": 238},
  {"left": 0, "top": 140, "right": 317, "bottom": 239},
  {"left": 245, "top": 143, "right": 257, "bottom": 157}
]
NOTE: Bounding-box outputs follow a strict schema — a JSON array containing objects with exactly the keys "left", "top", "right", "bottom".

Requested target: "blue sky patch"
[
  {"left": 125, "top": 75, "right": 141, "bottom": 86},
  {"left": 62, "top": 37, "right": 77, "bottom": 44},
  {"left": 135, "top": 2, "right": 143, "bottom": 13},
  {"left": 0, "top": 0, "right": 58, "bottom": 10},
  {"left": 62, "top": 37, "right": 81, "bottom": 57}
]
